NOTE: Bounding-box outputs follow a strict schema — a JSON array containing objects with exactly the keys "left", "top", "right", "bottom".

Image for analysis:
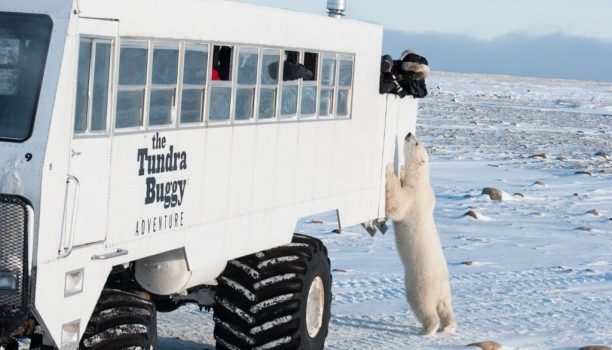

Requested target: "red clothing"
[{"left": 211, "top": 68, "right": 221, "bottom": 81}]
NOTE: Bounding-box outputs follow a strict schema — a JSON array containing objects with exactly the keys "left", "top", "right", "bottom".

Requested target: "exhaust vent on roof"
[{"left": 327, "top": 0, "right": 346, "bottom": 18}]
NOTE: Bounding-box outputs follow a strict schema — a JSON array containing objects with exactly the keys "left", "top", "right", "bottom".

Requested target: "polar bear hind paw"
[{"left": 441, "top": 322, "right": 456, "bottom": 334}]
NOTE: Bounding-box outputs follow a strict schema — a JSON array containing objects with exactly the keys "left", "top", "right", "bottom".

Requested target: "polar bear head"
[{"left": 403, "top": 132, "right": 430, "bottom": 181}]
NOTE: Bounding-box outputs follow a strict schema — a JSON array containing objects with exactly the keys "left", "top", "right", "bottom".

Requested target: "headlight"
[{"left": 0, "top": 271, "right": 18, "bottom": 291}]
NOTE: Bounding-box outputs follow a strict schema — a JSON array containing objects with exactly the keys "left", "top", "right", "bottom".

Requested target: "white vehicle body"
[{"left": 0, "top": 0, "right": 416, "bottom": 348}]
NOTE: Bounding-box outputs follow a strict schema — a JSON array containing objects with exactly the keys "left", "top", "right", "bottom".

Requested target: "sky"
[
  {"left": 233, "top": 0, "right": 612, "bottom": 41},
  {"left": 233, "top": 0, "right": 612, "bottom": 82}
]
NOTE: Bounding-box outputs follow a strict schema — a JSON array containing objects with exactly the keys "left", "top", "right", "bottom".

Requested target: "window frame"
[
  {"left": 178, "top": 41, "right": 210, "bottom": 126},
  {"left": 299, "top": 51, "right": 319, "bottom": 120},
  {"left": 208, "top": 44, "right": 235, "bottom": 124},
  {"left": 73, "top": 37, "right": 114, "bottom": 137},
  {"left": 257, "top": 48, "right": 282, "bottom": 122},
  {"left": 318, "top": 52, "right": 337, "bottom": 119},
  {"left": 114, "top": 39, "right": 149, "bottom": 132},
  {"left": 234, "top": 46, "right": 260, "bottom": 123},
  {"left": 147, "top": 41, "right": 180, "bottom": 129},
  {"left": 279, "top": 49, "right": 301, "bottom": 120},
  {"left": 0, "top": 12, "right": 53, "bottom": 143},
  {"left": 335, "top": 54, "right": 354, "bottom": 119},
  {"left": 110, "top": 38, "right": 356, "bottom": 133}
]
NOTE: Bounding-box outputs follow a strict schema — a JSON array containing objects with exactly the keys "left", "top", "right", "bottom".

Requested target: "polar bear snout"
[{"left": 405, "top": 132, "right": 420, "bottom": 146}]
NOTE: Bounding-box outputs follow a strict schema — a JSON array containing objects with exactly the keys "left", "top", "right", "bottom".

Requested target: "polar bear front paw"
[
  {"left": 385, "top": 163, "right": 404, "bottom": 221},
  {"left": 385, "top": 163, "right": 395, "bottom": 178}
]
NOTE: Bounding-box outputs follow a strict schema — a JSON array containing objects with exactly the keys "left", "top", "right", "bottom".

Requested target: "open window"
[
  {"left": 300, "top": 52, "right": 318, "bottom": 116},
  {"left": 209, "top": 45, "right": 233, "bottom": 121},
  {"left": 212, "top": 45, "right": 233, "bottom": 81},
  {"left": 280, "top": 50, "right": 299, "bottom": 118},
  {"left": 74, "top": 38, "right": 112, "bottom": 133}
]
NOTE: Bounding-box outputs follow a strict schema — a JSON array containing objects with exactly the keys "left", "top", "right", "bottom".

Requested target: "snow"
[{"left": 157, "top": 72, "right": 612, "bottom": 349}]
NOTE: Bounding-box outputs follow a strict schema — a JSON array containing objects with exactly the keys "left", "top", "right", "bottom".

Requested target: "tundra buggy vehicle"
[{"left": 0, "top": 0, "right": 417, "bottom": 348}]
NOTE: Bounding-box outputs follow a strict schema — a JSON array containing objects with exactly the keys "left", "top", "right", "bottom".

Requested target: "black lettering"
[
  {"left": 166, "top": 145, "right": 175, "bottom": 172},
  {"left": 171, "top": 182, "right": 178, "bottom": 207},
  {"left": 156, "top": 153, "right": 164, "bottom": 173},
  {"left": 177, "top": 180, "right": 186, "bottom": 206},
  {"left": 155, "top": 183, "right": 163, "bottom": 204},
  {"left": 162, "top": 182, "right": 170, "bottom": 209},
  {"left": 152, "top": 132, "right": 166, "bottom": 149},
  {"left": 137, "top": 148, "right": 148, "bottom": 176},
  {"left": 147, "top": 154, "right": 155, "bottom": 175},
  {"left": 145, "top": 177, "right": 156, "bottom": 204},
  {"left": 173, "top": 152, "right": 180, "bottom": 171},
  {"left": 152, "top": 132, "right": 158, "bottom": 149},
  {"left": 180, "top": 152, "right": 187, "bottom": 170}
]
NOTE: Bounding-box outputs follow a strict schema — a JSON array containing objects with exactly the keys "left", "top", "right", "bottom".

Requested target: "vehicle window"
[
  {"left": 336, "top": 89, "right": 349, "bottom": 116},
  {"left": 91, "top": 42, "right": 112, "bottom": 130},
  {"left": 336, "top": 55, "right": 354, "bottom": 117},
  {"left": 303, "top": 52, "right": 318, "bottom": 81},
  {"left": 116, "top": 41, "right": 148, "bottom": 128},
  {"left": 319, "top": 88, "right": 333, "bottom": 117},
  {"left": 321, "top": 54, "right": 336, "bottom": 87},
  {"left": 118, "top": 43, "right": 147, "bottom": 85},
  {"left": 74, "top": 40, "right": 92, "bottom": 133},
  {"left": 281, "top": 85, "right": 298, "bottom": 116},
  {"left": 301, "top": 86, "right": 317, "bottom": 115},
  {"left": 235, "top": 47, "right": 258, "bottom": 121},
  {"left": 259, "top": 49, "right": 280, "bottom": 119},
  {"left": 209, "top": 86, "right": 231, "bottom": 121},
  {"left": 209, "top": 45, "right": 233, "bottom": 122},
  {"left": 301, "top": 52, "right": 318, "bottom": 116},
  {"left": 0, "top": 13, "right": 52, "bottom": 141},
  {"left": 280, "top": 50, "right": 299, "bottom": 118},
  {"left": 149, "top": 42, "right": 179, "bottom": 126},
  {"left": 180, "top": 44, "right": 208, "bottom": 124},
  {"left": 212, "top": 45, "right": 233, "bottom": 81},
  {"left": 237, "top": 48, "right": 257, "bottom": 85},
  {"left": 235, "top": 88, "right": 255, "bottom": 120},
  {"left": 74, "top": 38, "right": 112, "bottom": 133},
  {"left": 320, "top": 53, "right": 337, "bottom": 117},
  {"left": 338, "top": 57, "right": 353, "bottom": 87}
]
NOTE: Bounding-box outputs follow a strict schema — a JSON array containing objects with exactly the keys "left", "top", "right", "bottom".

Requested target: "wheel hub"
[{"left": 306, "top": 276, "right": 325, "bottom": 338}]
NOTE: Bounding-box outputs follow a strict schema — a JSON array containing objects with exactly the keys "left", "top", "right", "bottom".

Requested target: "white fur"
[{"left": 385, "top": 133, "right": 456, "bottom": 336}]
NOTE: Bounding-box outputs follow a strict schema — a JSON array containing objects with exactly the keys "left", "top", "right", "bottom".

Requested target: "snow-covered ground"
[{"left": 157, "top": 72, "right": 612, "bottom": 349}]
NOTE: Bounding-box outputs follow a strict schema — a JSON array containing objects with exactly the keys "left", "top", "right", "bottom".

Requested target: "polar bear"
[{"left": 386, "top": 132, "right": 456, "bottom": 336}]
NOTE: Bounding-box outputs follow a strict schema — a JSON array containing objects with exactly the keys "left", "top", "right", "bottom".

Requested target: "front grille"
[{"left": 0, "top": 195, "right": 31, "bottom": 338}]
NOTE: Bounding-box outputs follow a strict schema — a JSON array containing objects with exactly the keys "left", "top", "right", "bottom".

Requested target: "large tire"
[
  {"left": 214, "top": 234, "right": 332, "bottom": 350},
  {"left": 80, "top": 289, "right": 157, "bottom": 350}
]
